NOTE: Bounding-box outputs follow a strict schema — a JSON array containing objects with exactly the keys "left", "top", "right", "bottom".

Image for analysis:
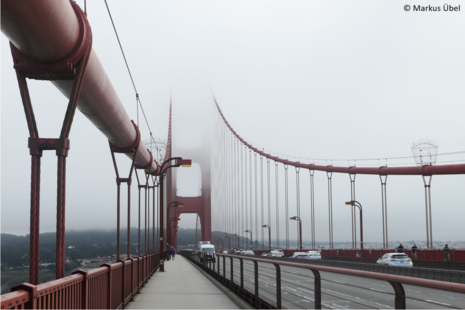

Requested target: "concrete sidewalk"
[{"left": 126, "top": 255, "right": 241, "bottom": 309}]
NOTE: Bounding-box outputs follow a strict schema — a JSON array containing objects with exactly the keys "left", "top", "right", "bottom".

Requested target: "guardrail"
[
  {"left": 0, "top": 253, "right": 159, "bottom": 309},
  {"left": 180, "top": 250, "right": 465, "bottom": 309}
]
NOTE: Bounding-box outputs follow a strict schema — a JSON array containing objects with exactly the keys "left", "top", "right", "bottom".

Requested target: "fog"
[{"left": 1, "top": 1, "right": 464, "bottom": 244}]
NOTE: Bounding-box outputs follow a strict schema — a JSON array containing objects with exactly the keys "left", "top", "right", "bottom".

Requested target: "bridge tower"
[{"left": 168, "top": 134, "right": 212, "bottom": 248}]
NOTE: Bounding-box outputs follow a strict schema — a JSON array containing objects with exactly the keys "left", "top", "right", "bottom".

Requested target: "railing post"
[
  {"left": 128, "top": 258, "right": 134, "bottom": 301},
  {"left": 253, "top": 261, "right": 259, "bottom": 308},
  {"left": 72, "top": 270, "right": 89, "bottom": 309},
  {"left": 223, "top": 256, "right": 226, "bottom": 282},
  {"left": 102, "top": 263, "right": 112, "bottom": 309},
  {"left": 239, "top": 258, "right": 244, "bottom": 297},
  {"left": 310, "top": 269, "right": 321, "bottom": 309},
  {"left": 389, "top": 281, "right": 406, "bottom": 309},
  {"left": 10, "top": 283, "right": 37, "bottom": 309},
  {"left": 274, "top": 264, "right": 281, "bottom": 309},
  {"left": 230, "top": 257, "right": 234, "bottom": 288}
]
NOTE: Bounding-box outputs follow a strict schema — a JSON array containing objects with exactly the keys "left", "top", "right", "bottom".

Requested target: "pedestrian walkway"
[{"left": 126, "top": 255, "right": 241, "bottom": 309}]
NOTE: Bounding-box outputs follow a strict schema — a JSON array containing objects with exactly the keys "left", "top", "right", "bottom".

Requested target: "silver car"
[{"left": 377, "top": 253, "right": 413, "bottom": 267}]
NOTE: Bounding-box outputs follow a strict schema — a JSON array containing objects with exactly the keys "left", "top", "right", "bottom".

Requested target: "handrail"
[
  {"left": 181, "top": 250, "right": 465, "bottom": 309},
  {"left": 1, "top": 253, "right": 160, "bottom": 309}
]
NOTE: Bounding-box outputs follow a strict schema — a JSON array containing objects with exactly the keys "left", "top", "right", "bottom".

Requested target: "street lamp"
[
  {"left": 262, "top": 225, "right": 271, "bottom": 250},
  {"left": 233, "top": 234, "right": 239, "bottom": 250},
  {"left": 168, "top": 217, "right": 181, "bottom": 246},
  {"left": 290, "top": 216, "right": 302, "bottom": 250},
  {"left": 158, "top": 157, "right": 191, "bottom": 271},
  {"left": 225, "top": 236, "right": 231, "bottom": 252},
  {"left": 245, "top": 230, "right": 253, "bottom": 250},
  {"left": 219, "top": 239, "right": 224, "bottom": 252},
  {"left": 346, "top": 201, "right": 364, "bottom": 256}
]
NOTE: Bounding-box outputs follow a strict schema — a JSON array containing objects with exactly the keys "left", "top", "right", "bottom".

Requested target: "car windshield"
[
  {"left": 203, "top": 248, "right": 215, "bottom": 253},
  {"left": 391, "top": 254, "right": 408, "bottom": 259}
]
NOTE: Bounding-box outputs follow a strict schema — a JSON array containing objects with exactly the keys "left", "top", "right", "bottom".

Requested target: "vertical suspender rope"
[
  {"left": 241, "top": 143, "right": 244, "bottom": 249},
  {"left": 380, "top": 175, "right": 388, "bottom": 249},
  {"left": 267, "top": 158, "right": 271, "bottom": 248},
  {"left": 245, "top": 145, "right": 248, "bottom": 244},
  {"left": 327, "top": 171, "right": 333, "bottom": 249},
  {"left": 284, "top": 164, "right": 289, "bottom": 249},
  {"left": 275, "top": 161, "right": 279, "bottom": 249},
  {"left": 254, "top": 152, "right": 258, "bottom": 249},
  {"left": 296, "top": 167, "right": 300, "bottom": 250},
  {"left": 260, "top": 155, "right": 264, "bottom": 250},
  {"left": 309, "top": 169, "right": 315, "bottom": 249},
  {"left": 350, "top": 174, "right": 356, "bottom": 249},
  {"left": 249, "top": 150, "right": 253, "bottom": 249}
]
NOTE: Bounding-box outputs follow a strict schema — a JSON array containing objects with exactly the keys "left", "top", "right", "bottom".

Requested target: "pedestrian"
[
  {"left": 411, "top": 244, "right": 418, "bottom": 259},
  {"left": 168, "top": 247, "right": 172, "bottom": 261},
  {"left": 443, "top": 244, "right": 451, "bottom": 261},
  {"left": 397, "top": 243, "right": 405, "bottom": 253},
  {"left": 172, "top": 248, "right": 176, "bottom": 260}
]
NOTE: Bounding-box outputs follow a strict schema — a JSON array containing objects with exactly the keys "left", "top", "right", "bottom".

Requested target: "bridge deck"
[{"left": 126, "top": 255, "right": 240, "bottom": 309}]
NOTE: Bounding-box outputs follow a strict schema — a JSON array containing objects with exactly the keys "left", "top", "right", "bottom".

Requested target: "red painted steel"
[
  {"left": 1, "top": 254, "right": 159, "bottom": 310},
  {"left": 1, "top": 0, "right": 159, "bottom": 174},
  {"left": 215, "top": 101, "right": 465, "bottom": 175}
]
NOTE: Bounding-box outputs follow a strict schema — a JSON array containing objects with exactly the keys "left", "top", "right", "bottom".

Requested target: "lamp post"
[
  {"left": 219, "top": 239, "right": 224, "bottom": 252},
  {"left": 167, "top": 202, "right": 183, "bottom": 247},
  {"left": 245, "top": 230, "right": 253, "bottom": 250},
  {"left": 214, "top": 240, "right": 218, "bottom": 252},
  {"left": 225, "top": 236, "right": 231, "bottom": 252},
  {"left": 169, "top": 217, "right": 180, "bottom": 246},
  {"left": 346, "top": 201, "right": 364, "bottom": 256},
  {"left": 158, "top": 157, "right": 191, "bottom": 271},
  {"left": 290, "top": 216, "right": 302, "bottom": 250},
  {"left": 233, "top": 234, "right": 239, "bottom": 250},
  {"left": 262, "top": 225, "right": 271, "bottom": 250}
]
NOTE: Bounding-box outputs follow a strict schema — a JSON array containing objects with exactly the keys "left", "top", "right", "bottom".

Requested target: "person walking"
[
  {"left": 443, "top": 244, "right": 451, "bottom": 261},
  {"left": 172, "top": 248, "right": 176, "bottom": 260},
  {"left": 168, "top": 247, "right": 172, "bottom": 261},
  {"left": 411, "top": 244, "right": 418, "bottom": 259},
  {"left": 396, "top": 243, "right": 405, "bottom": 253}
]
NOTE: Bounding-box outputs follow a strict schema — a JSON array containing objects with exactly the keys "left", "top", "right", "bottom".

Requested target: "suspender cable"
[
  {"left": 296, "top": 166, "right": 301, "bottom": 249},
  {"left": 309, "top": 169, "right": 315, "bottom": 249},
  {"left": 327, "top": 171, "right": 333, "bottom": 249},
  {"left": 248, "top": 149, "right": 253, "bottom": 250},
  {"left": 267, "top": 158, "right": 271, "bottom": 248},
  {"left": 284, "top": 164, "right": 289, "bottom": 249},
  {"left": 254, "top": 152, "right": 258, "bottom": 249},
  {"left": 275, "top": 161, "right": 279, "bottom": 249},
  {"left": 350, "top": 174, "right": 356, "bottom": 249},
  {"left": 260, "top": 155, "right": 264, "bottom": 250}
]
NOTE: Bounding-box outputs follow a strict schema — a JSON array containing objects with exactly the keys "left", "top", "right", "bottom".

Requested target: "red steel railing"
[
  {"left": 0, "top": 253, "right": 159, "bottom": 310},
  {"left": 182, "top": 251, "right": 465, "bottom": 309}
]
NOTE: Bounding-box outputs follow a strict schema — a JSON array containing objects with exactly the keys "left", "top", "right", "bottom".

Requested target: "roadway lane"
[{"left": 211, "top": 258, "right": 465, "bottom": 309}]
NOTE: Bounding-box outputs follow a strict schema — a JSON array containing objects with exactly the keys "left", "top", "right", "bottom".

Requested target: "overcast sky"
[{"left": 1, "top": 1, "right": 464, "bottom": 244}]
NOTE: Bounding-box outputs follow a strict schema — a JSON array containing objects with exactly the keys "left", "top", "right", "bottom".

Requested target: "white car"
[
  {"left": 270, "top": 250, "right": 284, "bottom": 257},
  {"left": 291, "top": 252, "right": 308, "bottom": 259},
  {"left": 222, "top": 251, "right": 229, "bottom": 254},
  {"left": 261, "top": 252, "right": 270, "bottom": 256},
  {"left": 244, "top": 250, "right": 255, "bottom": 256},
  {"left": 306, "top": 251, "right": 322, "bottom": 260},
  {"left": 377, "top": 253, "right": 413, "bottom": 267}
]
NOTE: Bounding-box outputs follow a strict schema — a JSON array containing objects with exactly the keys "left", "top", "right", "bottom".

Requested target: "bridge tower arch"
[{"left": 168, "top": 135, "right": 211, "bottom": 248}]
